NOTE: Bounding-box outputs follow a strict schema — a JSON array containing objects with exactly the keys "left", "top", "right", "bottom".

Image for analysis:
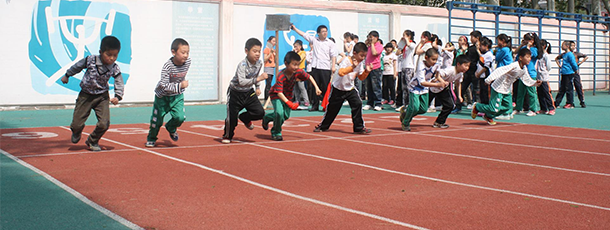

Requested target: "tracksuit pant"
[
  {"left": 147, "top": 94, "right": 186, "bottom": 142},
  {"left": 537, "top": 81, "right": 556, "bottom": 112},
  {"left": 475, "top": 88, "right": 512, "bottom": 118},
  {"left": 317, "top": 86, "right": 365, "bottom": 132},
  {"left": 70, "top": 91, "right": 110, "bottom": 145},
  {"left": 223, "top": 88, "right": 265, "bottom": 140},
  {"left": 402, "top": 92, "right": 429, "bottom": 127},
  {"left": 429, "top": 88, "right": 456, "bottom": 125},
  {"left": 262, "top": 99, "right": 292, "bottom": 137},
  {"left": 555, "top": 73, "right": 576, "bottom": 106},
  {"left": 515, "top": 80, "right": 539, "bottom": 112}
]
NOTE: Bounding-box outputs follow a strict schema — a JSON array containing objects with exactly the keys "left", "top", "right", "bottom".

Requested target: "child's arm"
[
  {"left": 456, "top": 80, "right": 463, "bottom": 103},
  {"left": 308, "top": 77, "right": 322, "bottom": 96},
  {"left": 357, "top": 64, "right": 373, "bottom": 81},
  {"left": 393, "top": 58, "right": 398, "bottom": 78},
  {"left": 485, "top": 64, "right": 511, "bottom": 85},
  {"left": 110, "top": 73, "right": 125, "bottom": 105},
  {"left": 577, "top": 54, "right": 588, "bottom": 66},
  {"left": 61, "top": 57, "right": 89, "bottom": 84},
  {"left": 415, "top": 42, "right": 425, "bottom": 55},
  {"left": 276, "top": 92, "right": 298, "bottom": 110}
]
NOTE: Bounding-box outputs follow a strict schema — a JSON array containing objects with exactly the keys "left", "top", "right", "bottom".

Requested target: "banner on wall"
[
  {"left": 29, "top": 0, "right": 132, "bottom": 96},
  {"left": 262, "top": 14, "right": 331, "bottom": 72}
]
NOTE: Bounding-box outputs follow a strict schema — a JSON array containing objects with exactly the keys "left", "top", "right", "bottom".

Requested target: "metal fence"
[{"left": 447, "top": 1, "right": 610, "bottom": 95}]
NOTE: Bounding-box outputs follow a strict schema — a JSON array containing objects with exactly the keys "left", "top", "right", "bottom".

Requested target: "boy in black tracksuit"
[{"left": 222, "top": 38, "right": 269, "bottom": 144}]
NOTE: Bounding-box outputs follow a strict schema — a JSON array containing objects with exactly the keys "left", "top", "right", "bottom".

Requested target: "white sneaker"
[
  {"left": 145, "top": 141, "right": 155, "bottom": 148},
  {"left": 374, "top": 106, "right": 382, "bottom": 111},
  {"left": 297, "top": 105, "right": 308, "bottom": 110},
  {"left": 363, "top": 105, "right": 372, "bottom": 110},
  {"left": 395, "top": 106, "right": 403, "bottom": 112},
  {"left": 221, "top": 138, "right": 231, "bottom": 144},
  {"left": 496, "top": 115, "right": 511, "bottom": 120},
  {"left": 526, "top": 111, "right": 537, "bottom": 117},
  {"left": 342, "top": 101, "right": 349, "bottom": 106},
  {"left": 427, "top": 107, "right": 436, "bottom": 113},
  {"left": 466, "top": 104, "right": 473, "bottom": 110}
]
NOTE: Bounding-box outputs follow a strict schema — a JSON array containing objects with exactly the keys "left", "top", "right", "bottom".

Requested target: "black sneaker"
[
  {"left": 354, "top": 128, "right": 372, "bottom": 134},
  {"left": 432, "top": 122, "right": 450, "bottom": 129},
  {"left": 313, "top": 125, "right": 327, "bottom": 132},
  {"left": 71, "top": 132, "right": 81, "bottom": 144},
  {"left": 169, "top": 132, "right": 179, "bottom": 141},
  {"left": 85, "top": 139, "right": 101, "bottom": 151},
  {"left": 272, "top": 136, "right": 283, "bottom": 141},
  {"left": 580, "top": 102, "right": 586, "bottom": 108},
  {"left": 402, "top": 124, "right": 411, "bottom": 131},
  {"left": 262, "top": 121, "right": 269, "bottom": 130}
]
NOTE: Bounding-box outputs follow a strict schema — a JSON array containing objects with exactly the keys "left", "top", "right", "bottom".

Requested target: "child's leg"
[
  {"left": 402, "top": 92, "right": 422, "bottom": 127},
  {"left": 269, "top": 99, "right": 291, "bottom": 137},
  {"left": 479, "top": 79, "right": 490, "bottom": 104},
  {"left": 264, "top": 74, "right": 274, "bottom": 100},
  {"left": 389, "top": 75, "right": 396, "bottom": 102},
  {"left": 165, "top": 94, "right": 186, "bottom": 134},
  {"left": 476, "top": 89, "right": 508, "bottom": 118},
  {"left": 88, "top": 93, "right": 111, "bottom": 144},
  {"left": 417, "top": 93, "right": 430, "bottom": 115},
  {"left": 514, "top": 81, "right": 527, "bottom": 111},
  {"left": 318, "top": 87, "right": 344, "bottom": 130},
  {"left": 297, "top": 81, "right": 309, "bottom": 104},
  {"left": 565, "top": 74, "right": 575, "bottom": 106},
  {"left": 396, "top": 72, "right": 404, "bottom": 106},
  {"left": 70, "top": 92, "right": 93, "bottom": 137},
  {"left": 223, "top": 89, "right": 245, "bottom": 140},
  {"left": 545, "top": 82, "right": 556, "bottom": 111},
  {"left": 435, "top": 88, "right": 455, "bottom": 124},
  {"left": 525, "top": 85, "right": 539, "bottom": 112},
  {"left": 555, "top": 74, "right": 568, "bottom": 106},
  {"left": 382, "top": 75, "right": 391, "bottom": 101},
  {"left": 536, "top": 84, "right": 548, "bottom": 112},
  {"left": 239, "top": 90, "right": 265, "bottom": 124},
  {"left": 147, "top": 96, "right": 169, "bottom": 142},
  {"left": 573, "top": 73, "right": 585, "bottom": 104},
  {"left": 345, "top": 89, "right": 365, "bottom": 132}
]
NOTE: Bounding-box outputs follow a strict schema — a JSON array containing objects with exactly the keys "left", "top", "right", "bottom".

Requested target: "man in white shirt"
[{"left": 292, "top": 24, "right": 337, "bottom": 112}]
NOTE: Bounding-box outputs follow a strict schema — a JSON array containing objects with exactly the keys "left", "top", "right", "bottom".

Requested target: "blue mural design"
[{"left": 29, "top": 0, "right": 132, "bottom": 95}]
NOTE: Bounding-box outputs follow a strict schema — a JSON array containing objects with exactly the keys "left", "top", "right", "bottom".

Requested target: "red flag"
[{"left": 321, "top": 81, "right": 332, "bottom": 111}]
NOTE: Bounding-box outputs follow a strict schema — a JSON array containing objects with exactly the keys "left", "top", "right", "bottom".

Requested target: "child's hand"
[
  {"left": 366, "top": 63, "right": 373, "bottom": 72},
  {"left": 256, "top": 88, "right": 261, "bottom": 96},
  {"left": 535, "top": 80, "right": 542, "bottom": 87},
  {"left": 61, "top": 75, "right": 69, "bottom": 84},
  {"left": 315, "top": 88, "right": 322, "bottom": 96},
  {"left": 458, "top": 96, "right": 463, "bottom": 103},
  {"left": 180, "top": 80, "right": 189, "bottom": 89},
  {"left": 285, "top": 101, "right": 299, "bottom": 110},
  {"left": 257, "top": 73, "right": 268, "bottom": 82},
  {"left": 110, "top": 98, "right": 119, "bottom": 105}
]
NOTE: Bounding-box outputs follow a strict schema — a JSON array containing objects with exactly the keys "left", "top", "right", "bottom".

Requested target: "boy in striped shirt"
[
  {"left": 146, "top": 38, "right": 190, "bottom": 147},
  {"left": 262, "top": 51, "right": 322, "bottom": 141},
  {"left": 472, "top": 48, "right": 542, "bottom": 125}
]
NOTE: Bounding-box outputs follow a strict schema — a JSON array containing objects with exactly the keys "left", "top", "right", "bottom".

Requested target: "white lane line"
[
  {"left": 177, "top": 126, "right": 610, "bottom": 211},
  {"left": 0, "top": 149, "right": 144, "bottom": 230},
  {"left": 58, "top": 127, "right": 428, "bottom": 230},
  {"left": 367, "top": 115, "right": 610, "bottom": 143},
  {"left": 291, "top": 117, "right": 610, "bottom": 176},
  {"left": 17, "top": 149, "right": 140, "bottom": 158}
]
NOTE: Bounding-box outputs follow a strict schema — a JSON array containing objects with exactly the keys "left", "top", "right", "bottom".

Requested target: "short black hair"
[
  {"left": 284, "top": 51, "right": 301, "bottom": 64},
  {"left": 421, "top": 31, "right": 431, "bottom": 40},
  {"left": 245, "top": 38, "right": 262, "bottom": 50},
  {"left": 344, "top": 32, "right": 352, "bottom": 39},
  {"left": 480, "top": 37, "right": 492, "bottom": 48},
  {"left": 517, "top": 47, "right": 532, "bottom": 59},
  {"left": 455, "top": 54, "right": 471, "bottom": 65},
  {"left": 171, "top": 38, "right": 189, "bottom": 52},
  {"left": 294, "top": 39, "right": 304, "bottom": 51},
  {"left": 368, "top": 30, "right": 379, "bottom": 38},
  {"left": 470, "top": 30, "right": 482, "bottom": 39},
  {"left": 316, "top": 25, "right": 328, "bottom": 34},
  {"left": 353, "top": 35, "right": 359, "bottom": 40},
  {"left": 267, "top": 36, "right": 275, "bottom": 42},
  {"left": 384, "top": 43, "right": 394, "bottom": 49},
  {"left": 353, "top": 42, "right": 368, "bottom": 53},
  {"left": 425, "top": 47, "right": 439, "bottom": 58},
  {"left": 100, "top": 36, "right": 120, "bottom": 52}
]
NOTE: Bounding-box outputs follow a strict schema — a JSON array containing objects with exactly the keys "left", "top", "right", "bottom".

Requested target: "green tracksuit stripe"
[{"left": 147, "top": 94, "right": 186, "bottom": 141}]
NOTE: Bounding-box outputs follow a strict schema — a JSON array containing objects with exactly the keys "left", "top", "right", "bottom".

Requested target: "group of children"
[{"left": 63, "top": 27, "right": 588, "bottom": 150}]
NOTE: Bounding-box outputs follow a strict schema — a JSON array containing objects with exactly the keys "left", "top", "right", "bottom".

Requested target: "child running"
[
  {"left": 314, "top": 42, "right": 373, "bottom": 134},
  {"left": 222, "top": 38, "right": 268, "bottom": 144},
  {"left": 472, "top": 48, "right": 542, "bottom": 125},
  {"left": 428, "top": 55, "right": 471, "bottom": 128},
  {"left": 61, "top": 36, "right": 124, "bottom": 151},
  {"left": 262, "top": 51, "right": 322, "bottom": 141},
  {"left": 145, "top": 38, "right": 190, "bottom": 148},
  {"left": 399, "top": 48, "right": 448, "bottom": 131}
]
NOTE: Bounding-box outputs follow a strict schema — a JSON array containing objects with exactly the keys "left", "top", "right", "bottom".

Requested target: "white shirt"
[
  {"left": 408, "top": 60, "right": 440, "bottom": 95},
  {"left": 416, "top": 42, "right": 433, "bottom": 70},
  {"left": 382, "top": 52, "right": 397, "bottom": 75},
  {"left": 400, "top": 42, "right": 417, "bottom": 70},
  {"left": 333, "top": 57, "right": 364, "bottom": 91},
  {"left": 440, "top": 49, "right": 454, "bottom": 69},
  {"left": 485, "top": 62, "right": 537, "bottom": 94},
  {"left": 479, "top": 51, "right": 495, "bottom": 79},
  {"left": 430, "top": 67, "right": 463, "bottom": 93},
  {"left": 346, "top": 41, "right": 356, "bottom": 57},
  {"left": 536, "top": 53, "right": 552, "bottom": 82},
  {"left": 302, "top": 34, "right": 338, "bottom": 70}
]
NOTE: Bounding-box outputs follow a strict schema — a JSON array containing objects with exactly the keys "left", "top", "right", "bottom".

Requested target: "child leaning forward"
[{"left": 262, "top": 51, "right": 322, "bottom": 141}]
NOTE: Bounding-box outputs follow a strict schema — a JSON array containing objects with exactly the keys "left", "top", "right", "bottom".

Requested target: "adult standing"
[
  {"left": 263, "top": 36, "right": 277, "bottom": 101},
  {"left": 363, "top": 31, "right": 384, "bottom": 111},
  {"left": 292, "top": 24, "right": 337, "bottom": 111}
]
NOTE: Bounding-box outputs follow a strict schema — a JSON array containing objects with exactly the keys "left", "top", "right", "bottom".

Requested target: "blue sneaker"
[{"left": 169, "top": 132, "right": 179, "bottom": 141}]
